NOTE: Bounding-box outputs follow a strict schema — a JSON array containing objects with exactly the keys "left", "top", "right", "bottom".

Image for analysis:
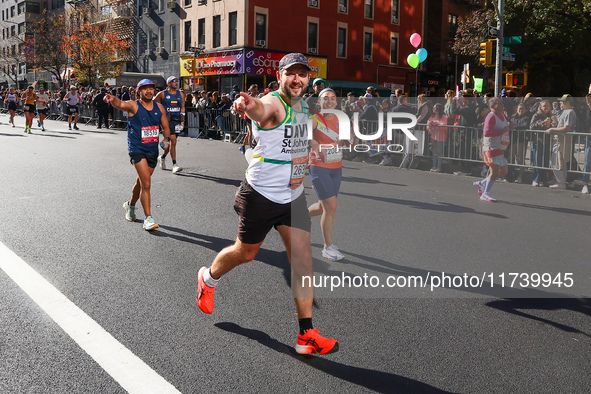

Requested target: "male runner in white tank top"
[
  {"left": 196, "top": 53, "right": 339, "bottom": 356},
  {"left": 63, "top": 86, "right": 80, "bottom": 130}
]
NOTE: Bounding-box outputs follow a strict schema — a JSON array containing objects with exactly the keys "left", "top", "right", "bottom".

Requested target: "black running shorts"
[
  {"left": 233, "top": 179, "right": 311, "bottom": 244},
  {"left": 129, "top": 152, "right": 158, "bottom": 168}
]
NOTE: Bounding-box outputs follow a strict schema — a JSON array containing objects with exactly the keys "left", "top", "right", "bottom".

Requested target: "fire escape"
[{"left": 94, "top": 0, "right": 140, "bottom": 72}]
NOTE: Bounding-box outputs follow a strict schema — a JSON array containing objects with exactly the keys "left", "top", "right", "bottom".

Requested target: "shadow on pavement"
[
  {"left": 340, "top": 191, "right": 507, "bottom": 219},
  {"left": 30, "top": 133, "right": 76, "bottom": 139},
  {"left": 486, "top": 298, "right": 591, "bottom": 337},
  {"left": 215, "top": 322, "right": 450, "bottom": 393},
  {"left": 499, "top": 200, "right": 591, "bottom": 217},
  {"left": 154, "top": 225, "right": 235, "bottom": 251},
  {"left": 174, "top": 172, "right": 242, "bottom": 187},
  {"left": 0, "top": 133, "right": 26, "bottom": 137},
  {"left": 341, "top": 175, "right": 405, "bottom": 187}
]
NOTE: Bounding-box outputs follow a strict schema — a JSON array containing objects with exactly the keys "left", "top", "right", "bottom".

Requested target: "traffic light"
[
  {"left": 511, "top": 72, "right": 527, "bottom": 87},
  {"left": 505, "top": 72, "right": 527, "bottom": 87},
  {"left": 479, "top": 40, "right": 494, "bottom": 67},
  {"left": 464, "top": 69, "right": 471, "bottom": 84}
]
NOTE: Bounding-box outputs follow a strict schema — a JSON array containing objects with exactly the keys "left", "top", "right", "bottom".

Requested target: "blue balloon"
[{"left": 416, "top": 48, "right": 428, "bottom": 63}]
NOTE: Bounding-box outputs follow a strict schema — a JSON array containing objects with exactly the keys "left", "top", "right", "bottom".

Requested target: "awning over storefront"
[
  {"left": 180, "top": 48, "right": 328, "bottom": 79},
  {"left": 324, "top": 80, "right": 391, "bottom": 97},
  {"left": 104, "top": 72, "right": 167, "bottom": 89}
]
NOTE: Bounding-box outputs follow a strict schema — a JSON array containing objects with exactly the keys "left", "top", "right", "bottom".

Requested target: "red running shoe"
[
  {"left": 196, "top": 267, "right": 216, "bottom": 314},
  {"left": 296, "top": 328, "right": 339, "bottom": 355}
]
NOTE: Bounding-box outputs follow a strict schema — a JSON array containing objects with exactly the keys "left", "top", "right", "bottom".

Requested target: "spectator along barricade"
[{"left": 3, "top": 90, "right": 590, "bottom": 188}]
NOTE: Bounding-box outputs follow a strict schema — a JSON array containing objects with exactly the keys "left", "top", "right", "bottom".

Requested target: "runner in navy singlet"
[
  {"left": 154, "top": 76, "right": 185, "bottom": 173},
  {"left": 103, "top": 79, "right": 172, "bottom": 231}
]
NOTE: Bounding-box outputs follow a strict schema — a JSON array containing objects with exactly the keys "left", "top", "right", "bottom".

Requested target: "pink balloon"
[{"left": 410, "top": 33, "right": 422, "bottom": 48}]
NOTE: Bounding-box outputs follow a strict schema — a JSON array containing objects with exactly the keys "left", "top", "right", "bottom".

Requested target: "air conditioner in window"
[
  {"left": 308, "top": 48, "right": 317, "bottom": 54},
  {"left": 144, "top": 49, "right": 153, "bottom": 56},
  {"left": 391, "top": 16, "right": 399, "bottom": 24},
  {"left": 198, "top": 44, "right": 206, "bottom": 50},
  {"left": 143, "top": 7, "right": 151, "bottom": 15},
  {"left": 309, "top": 0, "right": 318, "bottom": 7},
  {"left": 339, "top": 5, "right": 346, "bottom": 12},
  {"left": 364, "top": 54, "right": 372, "bottom": 61},
  {"left": 157, "top": 46, "right": 165, "bottom": 55},
  {"left": 167, "top": 1, "right": 177, "bottom": 10},
  {"left": 255, "top": 40, "right": 266, "bottom": 47}
]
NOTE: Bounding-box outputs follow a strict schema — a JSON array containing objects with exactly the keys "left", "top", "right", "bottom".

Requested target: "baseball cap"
[
  {"left": 313, "top": 78, "right": 325, "bottom": 86},
  {"left": 364, "top": 93, "right": 373, "bottom": 98},
  {"left": 39, "top": 86, "right": 45, "bottom": 90},
  {"left": 167, "top": 76, "right": 178, "bottom": 84},
  {"left": 558, "top": 94, "right": 573, "bottom": 102},
  {"left": 278, "top": 53, "right": 311, "bottom": 71},
  {"left": 137, "top": 79, "right": 156, "bottom": 90}
]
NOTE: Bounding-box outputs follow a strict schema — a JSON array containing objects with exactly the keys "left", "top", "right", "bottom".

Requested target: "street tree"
[
  {"left": 453, "top": 0, "right": 591, "bottom": 95},
  {"left": 61, "top": 8, "right": 128, "bottom": 86},
  {"left": 30, "top": 10, "right": 70, "bottom": 88}
]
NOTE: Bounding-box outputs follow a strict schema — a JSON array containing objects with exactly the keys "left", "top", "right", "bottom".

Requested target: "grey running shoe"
[
  {"left": 158, "top": 155, "right": 166, "bottom": 170},
  {"left": 143, "top": 215, "right": 159, "bottom": 231},
  {"left": 322, "top": 244, "right": 345, "bottom": 261},
  {"left": 172, "top": 164, "right": 182, "bottom": 173},
  {"left": 123, "top": 201, "right": 136, "bottom": 222}
]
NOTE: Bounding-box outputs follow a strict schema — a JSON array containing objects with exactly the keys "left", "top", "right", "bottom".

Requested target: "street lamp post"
[{"left": 492, "top": 0, "right": 504, "bottom": 96}]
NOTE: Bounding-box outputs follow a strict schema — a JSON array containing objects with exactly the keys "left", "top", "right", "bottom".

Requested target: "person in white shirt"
[
  {"left": 36, "top": 87, "right": 50, "bottom": 132},
  {"left": 63, "top": 86, "right": 80, "bottom": 130}
]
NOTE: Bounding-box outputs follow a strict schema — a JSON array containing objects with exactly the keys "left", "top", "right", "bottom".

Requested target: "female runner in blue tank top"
[{"left": 103, "top": 79, "right": 172, "bottom": 231}]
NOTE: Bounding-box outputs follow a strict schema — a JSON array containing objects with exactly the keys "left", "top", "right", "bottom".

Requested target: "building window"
[
  {"left": 213, "top": 15, "right": 221, "bottom": 48},
  {"left": 158, "top": 0, "right": 164, "bottom": 13},
  {"left": 229, "top": 11, "right": 237, "bottom": 46},
  {"left": 448, "top": 14, "right": 458, "bottom": 35},
  {"left": 337, "top": 26, "right": 346, "bottom": 58},
  {"left": 184, "top": 21, "right": 191, "bottom": 51},
  {"left": 308, "top": 0, "right": 318, "bottom": 8},
  {"left": 255, "top": 13, "right": 266, "bottom": 44},
  {"left": 308, "top": 22, "right": 318, "bottom": 53},
  {"left": 364, "top": 0, "right": 373, "bottom": 19},
  {"left": 338, "top": 0, "right": 347, "bottom": 13},
  {"left": 364, "top": 31, "right": 373, "bottom": 61},
  {"left": 11, "top": 25, "right": 15, "bottom": 37},
  {"left": 391, "top": 0, "right": 399, "bottom": 24},
  {"left": 198, "top": 18, "right": 205, "bottom": 47},
  {"left": 184, "top": 0, "right": 191, "bottom": 6},
  {"left": 26, "top": 1, "right": 40, "bottom": 13},
  {"left": 158, "top": 26, "right": 164, "bottom": 49},
  {"left": 18, "top": 22, "right": 25, "bottom": 34},
  {"left": 171, "top": 24, "right": 177, "bottom": 52},
  {"left": 11, "top": 6, "right": 15, "bottom": 17},
  {"left": 18, "top": 2, "right": 25, "bottom": 14},
  {"left": 390, "top": 32, "right": 399, "bottom": 64}
]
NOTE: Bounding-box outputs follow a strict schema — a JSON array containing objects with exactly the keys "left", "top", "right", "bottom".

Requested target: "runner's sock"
[
  {"left": 484, "top": 178, "right": 495, "bottom": 194},
  {"left": 299, "top": 318, "right": 313, "bottom": 335},
  {"left": 172, "top": 160, "right": 177, "bottom": 165},
  {"left": 203, "top": 267, "right": 219, "bottom": 288}
]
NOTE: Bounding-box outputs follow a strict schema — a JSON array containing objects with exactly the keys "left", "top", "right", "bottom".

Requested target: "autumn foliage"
[{"left": 62, "top": 22, "right": 129, "bottom": 86}]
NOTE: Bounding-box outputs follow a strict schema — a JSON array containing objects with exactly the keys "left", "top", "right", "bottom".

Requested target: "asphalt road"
[{"left": 0, "top": 114, "right": 589, "bottom": 393}]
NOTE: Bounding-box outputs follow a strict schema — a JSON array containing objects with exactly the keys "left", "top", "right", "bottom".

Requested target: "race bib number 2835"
[{"left": 289, "top": 156, "right": 307, "bottom": 189}]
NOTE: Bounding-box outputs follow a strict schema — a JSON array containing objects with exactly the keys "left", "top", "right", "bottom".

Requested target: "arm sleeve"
[{"left": 483, "top": 113, "right": 502, "bottom": 137}]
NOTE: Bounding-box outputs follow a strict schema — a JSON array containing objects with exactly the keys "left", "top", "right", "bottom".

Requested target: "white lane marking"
[{"left": 0, "top": 241, "right": 181, "bottom": 394}]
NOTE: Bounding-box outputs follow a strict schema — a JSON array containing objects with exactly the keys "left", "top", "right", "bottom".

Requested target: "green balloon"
[{"left": 407, "top": 54, "right": 419, "bottom": 69}]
